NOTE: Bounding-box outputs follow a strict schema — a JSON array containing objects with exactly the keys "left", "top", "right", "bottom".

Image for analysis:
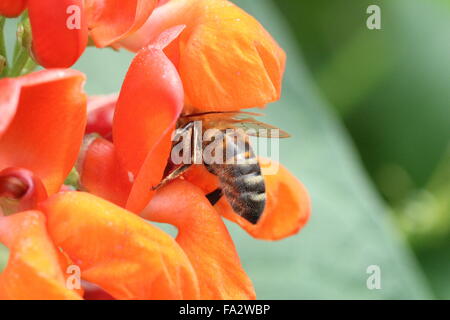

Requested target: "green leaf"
[{"left": 71, "top": 0, "right": 432, "bottom": 299}]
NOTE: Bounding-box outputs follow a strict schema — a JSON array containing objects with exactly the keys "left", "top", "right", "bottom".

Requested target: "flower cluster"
[{"left": 0, "top": 0, "right": 310, "bottom": 299}]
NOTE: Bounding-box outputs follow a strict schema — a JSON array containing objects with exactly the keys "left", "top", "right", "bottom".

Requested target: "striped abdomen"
[{"left": 204, "top": 131, "right": 265, "bottom": 224}]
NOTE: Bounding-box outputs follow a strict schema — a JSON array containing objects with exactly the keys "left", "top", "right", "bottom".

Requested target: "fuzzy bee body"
[
  {"left": 204, "top": 130, "right": 266, "bottom": 224},
  {"left": 158, "top": 111, "right": 290, "bottom": 225}
]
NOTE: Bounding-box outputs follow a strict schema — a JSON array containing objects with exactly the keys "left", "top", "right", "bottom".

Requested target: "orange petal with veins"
[
  {"left": 0, "top": 69, "right": 87, "bottom": 195},
  {"left": 120, "top": 0, "right": 286, "bottom": 113},
  {"left": 142, "top": 179, "right": 256, "bottom": 300},
  {"left": 0, "top": 211, "right": 81, "bottom": 299},
  {"left": 40, "top": 191, "right": 200, "bottom": 300}
]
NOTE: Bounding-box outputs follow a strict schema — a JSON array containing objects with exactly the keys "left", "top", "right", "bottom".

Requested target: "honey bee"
[{"left": 155, "top": 111, "right": 290, "bottom": 224}]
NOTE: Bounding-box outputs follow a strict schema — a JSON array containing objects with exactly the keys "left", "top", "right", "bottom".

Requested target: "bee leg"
[
  {"left": 151, "top": 164, "right": 192, "bottom": 191},
  {"left": 206, "top": 188, "right": 223, "bottom": 206}
]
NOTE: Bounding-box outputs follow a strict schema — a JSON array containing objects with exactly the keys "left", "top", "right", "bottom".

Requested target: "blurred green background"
[{"left": 1, "top": 0, "right": 449, "bottom": 299}]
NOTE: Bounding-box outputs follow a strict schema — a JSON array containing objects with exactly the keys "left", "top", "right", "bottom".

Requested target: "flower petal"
[
  {"left": 142, "top": 179, "right": 256, "bottom": 300},
  {"left": 78, "top": 137, "right": 132, "bottom": 207},
  {"left": 0, "top": 0, "right": 27, "bottom": 17},
  {"left": 125, "top": 128, "right": 173, "bottom": 213},
  {"left": 0, "top": 79, "right": 20, "bottom": 138},
  {"left": 113, "top": 27, "right": 184, "bottom": 212},
  {"left": 28, "top": 0, "right": 88, "bottom": 68},
  {"left": 86, "top": 0, "right": 157, "bottom": 47},
  {"left": 113, "top": 27, "right": 183, "bottom": 175},
  {"left": 0, "top": 211, "right": 81, "bottom": 299},
  {"left": 184, "top": 160, "right": 311, "bottom": 240},
  {"left": 40, "top": 191, "right": 200, "bottom": 300},
  {"left": 0, "top": 69, "right": 87, "bottom": 195},
  {"left": 120, "top": 0, "right": 286, "bottom": 112}
]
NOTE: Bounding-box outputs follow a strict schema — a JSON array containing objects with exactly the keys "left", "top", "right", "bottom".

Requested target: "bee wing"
[
  {"left": 182, "top": 111, "right": 264, "bottom": 119},
  {"left": 209, "top": 118, "right": 290, "bottom": 138},
  {"left": 181, "top": 111, "right": 291, "bottom": 138},
  {"left": 229, "top": 118, "right": 291, "bottom": 138}
]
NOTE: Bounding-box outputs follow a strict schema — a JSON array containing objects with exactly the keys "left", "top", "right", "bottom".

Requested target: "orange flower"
[
  {"left": 75, "top": 22, "right": 309, "bottom": 298},
  {"left": 119, "top": 0, "right": 286, "bottom": 113},
  {"left": 0, "top": 64, "right": 256, "bottom": 299},
  {"left": 39, "top": 191, "right": 200, "bottom": 300},
  {"left": 2, "top": 0, "right": 157, "bottom": 68},
  {"left": 82, "top": 24, "right": 309, "bottom": 240},
  {"left": 0, "top": 68, "right": 201, "bottom": 300}
]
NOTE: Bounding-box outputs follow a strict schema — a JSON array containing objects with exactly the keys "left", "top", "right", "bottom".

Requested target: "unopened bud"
[{"left": 16, "top": 17, "right": 32, "bottom": 52}]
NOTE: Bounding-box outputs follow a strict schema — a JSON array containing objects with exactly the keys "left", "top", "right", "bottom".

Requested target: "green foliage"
[{"left": 274, "top": 0, "right": 450, "bottom": 298}]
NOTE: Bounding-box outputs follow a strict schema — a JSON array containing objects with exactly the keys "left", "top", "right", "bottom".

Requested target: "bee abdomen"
[{"left": 212, "top": 164, "right": 266, "bottom": 224}]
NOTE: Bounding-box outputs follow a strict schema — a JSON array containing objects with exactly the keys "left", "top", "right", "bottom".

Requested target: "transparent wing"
[
  {"left": 181, "top": 111, "right": 291, "bottom": 138},
  {"left": 182, "top": 111, "right": 264, "bottom": 119},
  {"left": 225, "top": 118, "right": 291, "bottom": 138}
]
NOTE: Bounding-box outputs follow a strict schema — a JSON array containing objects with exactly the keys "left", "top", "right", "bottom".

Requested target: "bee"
[{"left": 154, "top": 111, "right": 290, "bottom": 224}]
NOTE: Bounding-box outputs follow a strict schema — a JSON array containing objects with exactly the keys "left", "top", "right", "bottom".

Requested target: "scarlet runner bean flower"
[
  {"left": 75, "top": 25, "right": 310, "bottom": 299},
  {"left": 0, "top": 69, "right": 202, "bottom": 299}
]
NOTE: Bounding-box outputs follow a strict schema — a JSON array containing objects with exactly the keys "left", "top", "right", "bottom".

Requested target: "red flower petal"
[
  {"left": 142, "top": 179, "right": 256, "bottom": 299},
  {"left": 0, "top": 69, "right": 87, "bottom": 195},
  {"left": 0, "top": 0, "right": 27, "bottom": 18},
  {"left": 28, "top": 0, "right": 88, "bottom": 68},
  {"left": 113, "top": 27, "right": 184, "bottom": 213}
]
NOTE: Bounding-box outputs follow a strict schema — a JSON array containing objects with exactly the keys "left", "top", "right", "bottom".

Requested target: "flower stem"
[
  {"left": 20, "top": 57, "right": 37, "bottom": 75},
  {"left": 9, "top": 14, "right": 34, "bottom": 77},
  {"left": 8, "top": 46, "right": 29, "bottom": 77}
]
